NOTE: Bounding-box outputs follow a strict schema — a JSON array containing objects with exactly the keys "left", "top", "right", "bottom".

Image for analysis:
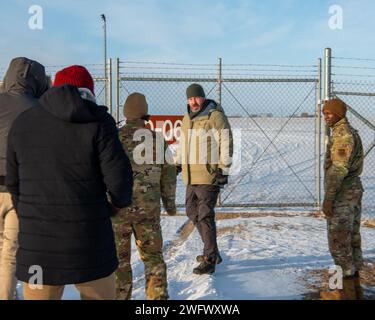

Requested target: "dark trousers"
[{"left": 185, "top": 185, "right": 220, "bottom": 261}]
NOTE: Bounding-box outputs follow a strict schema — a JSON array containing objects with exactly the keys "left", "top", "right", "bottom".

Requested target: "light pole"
[{"left": 101, "top": 14, "right": 107, "bottom": 106}]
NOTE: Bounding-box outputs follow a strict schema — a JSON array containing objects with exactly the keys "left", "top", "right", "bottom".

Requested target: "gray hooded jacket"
[{"left": 0, "top": 57, "right": 47, "bottom": 191}]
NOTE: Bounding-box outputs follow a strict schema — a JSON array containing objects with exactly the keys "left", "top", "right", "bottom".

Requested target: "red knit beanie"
[{"left": 53, "top": 65, "right": 94, "bottom": 95}]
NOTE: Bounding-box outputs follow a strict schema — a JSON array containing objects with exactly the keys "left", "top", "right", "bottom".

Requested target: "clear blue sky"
[{"left": 1, "top": 0, "right": 374, "bottom": 69}]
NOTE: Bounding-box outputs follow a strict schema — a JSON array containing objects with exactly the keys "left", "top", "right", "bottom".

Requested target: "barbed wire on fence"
[
  {"left": 333, "top": 56, "right": 375, "bottom": 62},
  {"left": 121, "top": 60, "right": 217, "bottom": 66},
  {"left": 222, "top": 63, "right": 317, "bottom": 68},
  {"left": 119, "top": 66, "right": 318, "bottom": 75},
  {"left": 333, "top": 73, "right": 375, "bottom": 78},
  {"left": 121, "top": 60, "right": 317, "bottom": 68},
  {"left": 333, "top": 65, "right": 375, "bottom": 71},
  {"left": 119, "top": 61, "right": 319, "bottom": 80}
]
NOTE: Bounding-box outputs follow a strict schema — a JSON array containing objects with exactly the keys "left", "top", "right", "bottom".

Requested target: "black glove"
[
  {"left": 176, "top": 165, "right": 182, "bottom": 175},
  {"left": 213, "top": 169, "right": 228, "bottom": 187}
]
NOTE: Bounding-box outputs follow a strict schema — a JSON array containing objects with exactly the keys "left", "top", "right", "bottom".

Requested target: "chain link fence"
[
  {"left": 328, "top": 51, "right": 375, "bottom": 217},
  {"left": 117, "top": 59, "right": 322, "bottom": 208},
  {"left": 2, "top": 51, "right": 374, "bottom": 214}
]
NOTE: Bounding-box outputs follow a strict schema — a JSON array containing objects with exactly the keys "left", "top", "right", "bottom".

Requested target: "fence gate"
[{"left": 115, "top": 58, "right": 322, "bottom": 208}]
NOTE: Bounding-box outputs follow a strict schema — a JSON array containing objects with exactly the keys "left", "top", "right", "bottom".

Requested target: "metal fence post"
[
  {"left": 324, "top": 48, "right": 332, "bottom": 100},
  {"left": 217, "top": 58, "right": 222, "bottom": 106},
  {"left": 315, "top": 58, "right": 322, "bottom": 209},
  {"left": 323, "top": 48, "right": 332, "bottom": 161},
  {"left": 107, "top": 58, "right": 112, "bottom": 115},
  {"left": 115, "top": 58, "right": 120, "bottom": 124},
  {"left": 102, "top": 15, "right": 107, "bottom": 107},
  {"left": 217, "top": 57, "right": 223, "bottom": 206}
]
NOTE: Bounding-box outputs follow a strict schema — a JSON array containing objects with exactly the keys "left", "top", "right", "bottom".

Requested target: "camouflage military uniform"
[
  {"left": 324, "top": 117, "right": 364, "bottom": 275},
  {"left": 112, "top": 120, "right": 176, "bottom": 300}
]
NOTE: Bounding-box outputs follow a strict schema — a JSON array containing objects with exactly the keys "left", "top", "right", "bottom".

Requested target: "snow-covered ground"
[{"left": 17, "top": 211, "right": 375, "bottom": 300}]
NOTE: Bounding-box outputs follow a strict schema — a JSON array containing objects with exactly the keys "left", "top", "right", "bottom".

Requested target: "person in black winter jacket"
[
  {"left": 0, "top": 57, "right": 48, "bottom": 300},
  {"left": 6, "top": 65, "right": 133, "bottom": 300}
]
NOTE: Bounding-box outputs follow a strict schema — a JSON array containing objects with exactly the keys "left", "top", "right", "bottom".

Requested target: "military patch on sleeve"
[{"left": 332, "top": 145, "right": 351, "bottom": 163}]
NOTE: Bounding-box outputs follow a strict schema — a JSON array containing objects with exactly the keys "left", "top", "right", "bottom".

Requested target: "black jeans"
[{"left": 185, "top": 185, "right": 220, "bottom": 261}]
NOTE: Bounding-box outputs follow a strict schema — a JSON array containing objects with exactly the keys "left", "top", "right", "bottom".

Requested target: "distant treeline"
[{"left": 229, "top": 112, "right": 315, "bottom": 118}]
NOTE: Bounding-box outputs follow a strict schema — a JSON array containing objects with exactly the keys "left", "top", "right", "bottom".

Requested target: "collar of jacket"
[
  {"left": 125, "top": 119, "right": 146, "bottom": 128},
  {"left": 39, "top": 85, "right": 107, "bottom": 123},
  {"left": 187, "top": 99, "right": 219, "bottom": 120},
  {"left": 332, "top": 117, "right": 348, "bottom": 131}
]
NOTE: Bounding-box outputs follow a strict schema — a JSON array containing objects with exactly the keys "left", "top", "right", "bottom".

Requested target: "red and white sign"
[{"left": 146, "top": 115, "right": 183, "bottom": 144}]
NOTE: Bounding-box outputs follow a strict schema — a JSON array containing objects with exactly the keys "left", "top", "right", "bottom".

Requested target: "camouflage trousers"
[
  {"left": 327, "top": 179, "right": 364, "bottom": 275},
  {"left": 112, "top": 216, "right": 168, "bottom": 300}
]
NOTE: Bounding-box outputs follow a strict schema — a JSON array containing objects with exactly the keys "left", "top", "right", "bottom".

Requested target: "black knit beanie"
[{"left": 186, "top": 83, "right": 205, "bottom": 99}]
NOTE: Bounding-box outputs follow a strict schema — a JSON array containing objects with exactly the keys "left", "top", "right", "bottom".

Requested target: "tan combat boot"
[
  {"left": 320, "top": 276, "right": 358, "bottom": 300},
  {"left": 320, "top": 290, "right": 342, "bottom": 300},
  {"left": 342, "top": 277, "right": 357, "bottom": 300}
]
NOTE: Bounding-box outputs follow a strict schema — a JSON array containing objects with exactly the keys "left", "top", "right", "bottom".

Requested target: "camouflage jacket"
[
  {"left": 324, "top": 118, "right": 364, "bottom": 201},
  {"left": 118, "top": 120, "right": 177, "bottom": 223}
]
